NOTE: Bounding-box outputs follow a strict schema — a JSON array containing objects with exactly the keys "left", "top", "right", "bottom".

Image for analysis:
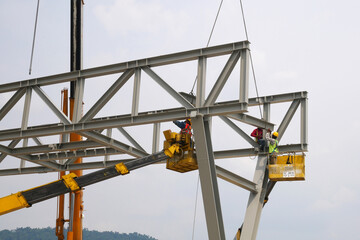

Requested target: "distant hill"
[{"left": 0, "top": 227, "right": 158, "bottom": 240}]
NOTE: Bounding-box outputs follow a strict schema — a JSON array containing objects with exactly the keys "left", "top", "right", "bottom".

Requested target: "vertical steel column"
[
  {"left": 104, "top": 128, "right": 113, "bottom": 163},
  {"left": 263, "top": 103, "right": 270, "bottom": 124},
  {"left": 56, "top": 88, "right": 68, "bottom": 240},
  {"left": 301, "top": 97, "right": 308, "bottom": 147},
  {"left": 69, "top": 1, "right": 83, "bottom": 240},
  {"left": 152, "top": 123, "right": 160, "bottom": 153},
  {"left": 20, "top": 87, "right": 32, "bottom": 169},
  {"left": 192, "top": 115, "right": 225, "bottom": 240},
  {"left": 70, "top": 0, "right": 82, "bottom": 93},
  {"left": 240, "top": 154, "right": 268, "bottom": 240},
  {"left": 196, "top": 57, "right": 206, "bottom": 108},
  {"left": 67, "top": 193, "right": 75, "bottom": 240},
  {"left": 72, "top": 78, "right": 84, "bottom": 123},
  {"left": 132, "top": 68, "right": 141, "bottom": 116},
  {"left": 240, "top": 104, "right": 270, "bottom": 240},
  {"left": 239, "top": 49, "right": 249, "bottom": 103}
]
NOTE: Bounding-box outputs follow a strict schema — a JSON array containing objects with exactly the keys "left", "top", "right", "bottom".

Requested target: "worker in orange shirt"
[{"left": 173, "top": 118, "right": 192, "bottom": 135}]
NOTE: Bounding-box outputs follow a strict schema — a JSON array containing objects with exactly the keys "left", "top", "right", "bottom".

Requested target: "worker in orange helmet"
[{"left": 173, "top": 118, "right": 192, "bottom": 135}]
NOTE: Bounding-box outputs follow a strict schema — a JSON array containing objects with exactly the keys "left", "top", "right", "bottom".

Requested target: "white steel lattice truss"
[{"left": 0, "top": 41, "right": 308, "bottom": 240}]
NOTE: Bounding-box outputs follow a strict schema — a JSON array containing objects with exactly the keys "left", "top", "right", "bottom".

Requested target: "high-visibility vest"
[
  {"left": 181, "top": 123, "right": 192, "bottom": 135},
  {"left": 269, "top": 140, "right": 279, "bottom": 154}
]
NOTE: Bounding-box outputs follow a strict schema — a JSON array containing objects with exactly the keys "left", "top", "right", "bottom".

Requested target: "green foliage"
[{"left": 0, "top": 227, "right": 157, "bottom": 240}]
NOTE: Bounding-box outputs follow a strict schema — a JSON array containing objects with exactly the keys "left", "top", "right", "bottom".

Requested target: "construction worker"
[
  {"left": 173, "top": 118, "right": 192, "bottom": 135},
  {"left": 251, "top": 127, "right": 264, "bottom": 150},
  {"left": 266, "top": 131, "right": 279, "bottom": 164}
]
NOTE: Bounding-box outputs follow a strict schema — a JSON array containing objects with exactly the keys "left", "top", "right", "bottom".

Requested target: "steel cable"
[
  {"left": 29, "top": 0, "right": 40, "bottom": 75},
  {"left": 239, "top": 0, "right": 263, "bottom": 119},
  {"left": 190, "top": 0, "right": 224, "bottom": 95}
]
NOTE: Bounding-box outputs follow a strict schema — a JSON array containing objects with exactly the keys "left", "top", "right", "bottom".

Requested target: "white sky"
[{"left": 0, "top": 0, "right": 360, "bottom": 240}]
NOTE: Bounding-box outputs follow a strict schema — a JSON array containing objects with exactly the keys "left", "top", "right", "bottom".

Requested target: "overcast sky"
[{"left": 1, "top": 0, "right": 360, "bottom": 240}]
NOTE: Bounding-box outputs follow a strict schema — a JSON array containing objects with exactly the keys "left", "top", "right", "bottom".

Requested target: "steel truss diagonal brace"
[
  {"left": 117, "top": 127, "right": 145, "bottom": 152},
  {"left": 228, "top": 113, "right": 274, "bottom": 130},
  {"left": 219, "top": 116, "right": 258, "bottom": 147},
  {"left": 0, "top": 143, "right": 60, "bottom": 170},
  {"left": 0, "top": 88, "right": 26, "bottom": 121},
  {"left": 277, "top": 99, "right": 300, "bottom": 141},
  {"left": 33, "top": 86, "right": 72, "bottom": 124},
  {"left": 192, "top": 115, "right": 225, "bottom": 240},
  {"left": 216, "top": 165, "right": 257, "bottom": 193},
  {"left": 0, "top": 140, "right": 20, "bottom": 163},
  {"left": 142, "top": 66, "right": 194, "bottom": 109},
  {"left": 80, "top": 69, "right": 135, "bottom": 122},
  {"left": 205, "top": 51, "right": 241, "bottom": 107}
]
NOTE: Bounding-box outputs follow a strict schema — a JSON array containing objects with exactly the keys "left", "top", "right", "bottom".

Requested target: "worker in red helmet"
[{"left": 173, "top": 118, "right": 192, "bottom": 135}]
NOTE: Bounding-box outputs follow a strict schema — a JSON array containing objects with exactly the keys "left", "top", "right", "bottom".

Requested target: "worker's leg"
[
  {"left": 258, "top": 139, "right": 265, "bottom": 151},
  {"left": 269, "top": 153, "right": 277, "bottom": 164}
]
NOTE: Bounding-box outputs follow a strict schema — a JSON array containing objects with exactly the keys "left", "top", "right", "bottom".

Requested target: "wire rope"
[
  {"left": 29, "top": 0, "right": 40, "bottom": 75},
  {"left": 191, "top": 174, "right": 200, "bottom": 240},
  {"left": 239, "top": 0, "right": 263, "bottom": 119},
  {"left": 189, "top": 0, "right": 224, "bottom": 95}
]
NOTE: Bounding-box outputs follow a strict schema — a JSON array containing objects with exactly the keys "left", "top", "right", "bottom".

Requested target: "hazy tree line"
[{"left": 0, "top": 227, "right": 157, "bottom": 240}]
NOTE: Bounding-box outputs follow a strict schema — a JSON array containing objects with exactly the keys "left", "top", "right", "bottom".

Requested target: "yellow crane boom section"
[{"left": 0, "top": 130, "right": 195, "bottom": 216}]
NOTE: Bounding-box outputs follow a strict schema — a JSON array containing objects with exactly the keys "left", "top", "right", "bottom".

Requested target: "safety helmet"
[
  {"left": 272, "top": 131, "right": 279, "bottom": 137},
  {"left": 186, "top": 118, "right": 192, "bottom": 124}
]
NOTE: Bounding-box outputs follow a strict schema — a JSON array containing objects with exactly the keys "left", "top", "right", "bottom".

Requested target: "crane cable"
[
  {"left": 239, "top": 0, "right": 263, "bottom": 119},
  {"left": 189, "top": 0, "right": 224, "bottom": 96},
  {"left": 191, "top": 1, "right": 263, "bottom": 237},
  {"left": 29, "top": 0, "right": 40, "bottom": 75},
  {"left": 191, "top": 175, "right": 200, "bottom": 240}
]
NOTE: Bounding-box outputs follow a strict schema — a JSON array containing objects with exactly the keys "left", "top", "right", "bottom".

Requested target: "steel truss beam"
[
  {"left": 29, "top": 148, "right": 123, "bottom": 162},
  {"left": 0, "top": 41, "right": 308, "bottom": 240},
  {"left": 0, "top": 102, "right": 248, "bottom": 141},
  {"left": 79, "top": 131, "right": 147, "bottom": 158},
  {"left": 0, "top": 90, "right": 307, "bottom": 143},
  {"left": 0, "top": 143, "right": 306, "bottom": 175},
  {"left": 0, "top": 41, "right": 250, "bottom": 94}
]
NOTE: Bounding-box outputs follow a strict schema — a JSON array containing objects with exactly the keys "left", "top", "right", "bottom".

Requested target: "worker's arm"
[
  {"left": 265, "top": 132, "right": 276, "bottom": 145},
  {"left": 250, "top": 129, "right": 259, "bottom": 137},
  {"left": 173, "top": 120, "right": 185, "bottom": 129}
]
